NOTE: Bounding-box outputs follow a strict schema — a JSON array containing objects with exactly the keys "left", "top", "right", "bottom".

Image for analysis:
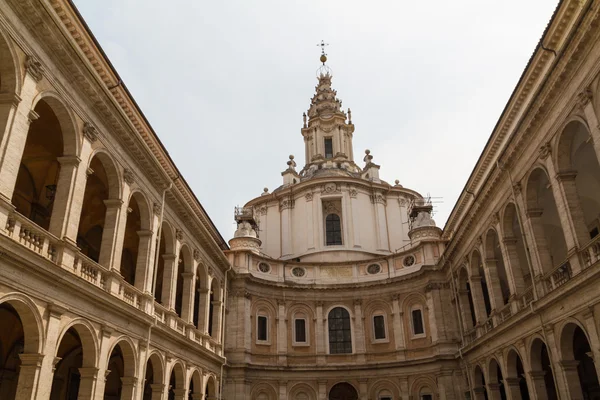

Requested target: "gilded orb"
[{"left": 320, "top": 54, "right": 327, "bottom": 63}]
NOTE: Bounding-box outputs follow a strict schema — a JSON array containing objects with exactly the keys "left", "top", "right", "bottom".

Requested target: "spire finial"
[{"left": 317, "top": 40, "right": 329, "bottom": 64}]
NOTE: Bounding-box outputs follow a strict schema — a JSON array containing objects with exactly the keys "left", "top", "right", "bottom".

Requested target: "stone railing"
[
  {"left": 463, "top": 328, "right": 477, "bottom": 346},
  {"left": 5, "top": 212, "right": 59, "bottom": 262},
  {"left": 2, "top": 212, "right": 220, "bottom": 357},
  {"left": 580, "top": 235, "right": 600, "bottom": 269},
  {"left": 497, "top": 303, "right": 512, "bottom": 324},
  {"left": 74, "top": 253, "right": 108, "bottom": 290},
  {"left": 542, "top": 261, "right": 572, "bottom": 295},
  {"left": 520, "top": 286, "right": 534, "bottom": 310}
]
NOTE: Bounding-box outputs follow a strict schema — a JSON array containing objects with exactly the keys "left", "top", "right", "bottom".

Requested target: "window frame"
[
  {"left": 372, "top": 313, "right": 388, "bottom": 343},
  {"left": 324, "top": 137, "right": 334, "bottom": 159},
  {"left": 256, "top": 313, "right": 270, "bottom": 345},
  {"left": 327, "top": 306, "right": 353, "bottom": 354},
  {"left": 325, "top": 213, "right": 343, "bottom": 246},
  {"left": 410, "top": 306, "right": 426, "bottom": 339},
  {"left": 292, "top": 316, "right": 309, "bottom": 346}
]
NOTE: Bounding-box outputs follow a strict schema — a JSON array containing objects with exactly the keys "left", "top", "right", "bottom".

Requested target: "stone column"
[
  {"left": 353, "top": 300, "right": 366, "bottom": 359},
  {"left": 306, "top": 192, "right": 315, "bottom": 250},
  {"left": 280, "top": 199, "right": 293, "bottom": 257},
  {"left": 173, "top": 388, "right": 187, "bottom": 400},
  {"left": 317, "top": 380, "right": 327, "bottom": 400},
  {"left": 526, "top": 209, "right": 554, "bottom": 276},
  {"left": 581, "top": 97, "right": 600, "bottom": 163},
  {"left": 468, "top": 275, "right": 488, "bottom": 325},
  {"left": 358, "top": 378, "right": 368, "bottom": 400},
  {"left": 93, "top": 327, "right": 113, "bottom": 400},
  {"left": 135, "top": 229, "right": 154, "bottom": 292},
  {"left": 372, "top": 196, "right": 389, "bottom": 251},
  {"left": 98, "top": 199, "right": 125, "bottom": 270},
  {"left": 503, "top": 378, "right": 522, "bottom": 400},
  {"left": 150, "top": 383, "right": 165, "bottom": 400},
  {"left": 501, "top": 237, "right": 526, "bottom": 312},
  {"left": 316, "top": 302, "right": 326, "bottom": 364},
  {"left": 161, "top": 253, "right": 178, "bottom": 311},
  {"left": 583, "top": 310, "right": 600, "bottom": 384},
  {"left": 527, "top": 371, "right": 549, "bottom": 400},
  {"left": 120, "top": 376, "right": 137, "bottom": 400},
  {"left": 437, "top": 373, "right": 456, "bottom": 400},
  {"left": 197, "top": 288, "right": 210, "bottom": 334},
  {"left": 425, "top": 286, "right": 442, "bottom": 343},
  {"left": 472, "top": 387, "right": 486, "bottom": 400},
  {"left": 391, "top": 295, "right": 406, "bottom": 351},
  {"left": 77, "top": 367, "right": 98, "bottom": 400},
  {"left": 181, "top": 272, "right": 196, "bottom": 324},
  {"left": 277, "top": 300, "right": 287, "bottom": 365},
  {"left": 559, "top": 361, "right": 583, "bottom": 400},
  {"left": 556, "top": 172, "right": 589, "bottom": 250},
  {"left": 36, "top": 305, "right": 64, "bottom": 400},
  {"left": 279, "top": 381, "right": 288, "bottom": 400},
  {"left": 457, "top": 289, "right": 475, "bottom": 331},
  {"left": 47, "top": 155, "right": 81, "bottom": 239},
  {"left": 212, "top": 287, "right": 224, "bottom": 342},
  {"left": 350, "top": 189, "right": 361, "bottom": 248},
  {"left": 14, "top": 353, "right": 44, "bottom": 400},
  {"left": 542, "top": 325, "right": 569, "bottom": 399},
  {"left": 483, "top": 258, "right": 505, "bottom": 312}
]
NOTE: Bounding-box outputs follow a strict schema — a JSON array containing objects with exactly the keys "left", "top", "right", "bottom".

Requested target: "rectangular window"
[
  {"left": 373, "top": 315, "right": 386, "bottom": 340},
  {"left": 324, "top": 138, "right": 333, "bottom": 158},
  {"left": 412, "top": 309, "right": 424, "bottom": 335},
  {"left": 257, "top": 315, "right": 268, "bottom": 341},
  {"left": 422, "top": 395, "right": 432, "bottom": 400},
  {"left": 380, "top": 397, "right": 392, "bottom": 400},
  {"left": 295, "top": 318, "right": 306, "bottom": 343}
]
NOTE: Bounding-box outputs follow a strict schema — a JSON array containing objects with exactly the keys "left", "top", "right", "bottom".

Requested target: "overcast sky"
[{"left": 73, "top": 0, "right": 559, "bottom": 241}]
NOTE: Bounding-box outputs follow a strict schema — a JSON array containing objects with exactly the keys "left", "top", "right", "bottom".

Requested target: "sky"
[{"left": 72, "top": 0, "right": 559, "bottom": 241}]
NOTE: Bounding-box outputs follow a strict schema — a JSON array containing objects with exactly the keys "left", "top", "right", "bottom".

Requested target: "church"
[{"left": 0, "top": 0, "right": 599, "bottom": 399}]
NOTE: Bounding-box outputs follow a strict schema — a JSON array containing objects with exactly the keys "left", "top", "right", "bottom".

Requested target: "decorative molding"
[
  {"left": 25, "top": 55, "right": 44, "bottom": 81},
  {"left": 193, "top": 248, "right": 201, "bottom": 261},
  {"left": 175, "top": 229, "right": 184, "bottom": 241},
  {"left": 370, "top": 192, "right": 386, "bottom": 205},
  {"left": 539, "top": 142, "right": 551, "bottom": 160},
  {"left": 280, "top": 198, "right": 295, "bottom": 211},
  {"left": 256, "top": 205, "right": 268, "bottom": 216},
  {"left": 323, "top": 200, "right": 341, "bottom": 215},
  {"left": 513, "top": 182, "right": 522, "bottom": 195},
  {"left": 349, "top": 187, "right": 357, "bottom": 198},
  {"left": 83, "top": 122, "right": 98, "bottom": 142},
  {"left": 321, "top": 183, "right": 340, "bottom": 195},
  {"left": 398, "top": 197, "right": 407, "bottom": 207},
  {"left": 153, "top": 202, "right": 161, "bottom": 215},
  {"left": 305, "top": 192, "right": 313, "bottom": 202},
  {"left": 577, "top": 87, "right": 593, "bottom": 107},
  {"left": 27, "top": 110, "right": 39, "bottom": 123},
  {"left": 123, "top": 169, "right": 134, "bottom": 184}
]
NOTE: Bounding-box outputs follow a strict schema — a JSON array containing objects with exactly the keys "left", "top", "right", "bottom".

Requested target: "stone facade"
[{"left": 2, "top": 1, "right": 600, "bottom": 400}]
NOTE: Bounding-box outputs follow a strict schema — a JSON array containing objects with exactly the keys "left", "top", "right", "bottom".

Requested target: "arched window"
[
  {"left": 326, "top": 214, "right": 342, "bottom": 245},
  {"left": 328, "top": 307, "right": 352, "bottom": 354}
]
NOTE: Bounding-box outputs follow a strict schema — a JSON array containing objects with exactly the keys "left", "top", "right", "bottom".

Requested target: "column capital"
[
  {"left": 150, "top": 383, "right": 165, "bottom": 392},
  {"left": 182, "top": 272, "right": 195, "bottom": 278},
  {"left": 120, "top": 376, "right": 137, "bottom": 386},
  {"left": 78, "top": 367, "right": 99, "bottom": 378},
  {"left": 162, "top": 253, "right": 177, "bottom": 261},
  {"left": 136, "top": 229, "right": 154, "bottom": 238},
  {"left": 18, "top": 353, "right": 44, "bottom": 366},
  {"left": 526, "top": 208, "right": 544, "bottom": 218},
  {"left": 57, "top": 155, "right": 81, "bottom": 167},
  {"left": 504, "top": 377, "right": 520, "bottom": 386},
  {"left": 0, "top": 91, "right": 21, "bottom": 107},
  {"left": 560, "top": 360, "right": 580, "bottom": 370},
  {"left": 556, "top": 170, "right": 578, "bottom": 182},
  {"left": 103, "top": 199, "right": 124, "bottom": 209},
  {"left": 528, "top": 370, "right": 546, "bottom": 379}
]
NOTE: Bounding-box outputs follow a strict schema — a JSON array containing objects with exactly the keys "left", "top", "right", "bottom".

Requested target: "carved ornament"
[
  {"left": 577, "top": 87, "right": 593, "bottom": 107},
  {"left": 321, "top": 183, "right": 340, "bottom": 195},
  {"left": 25, "top": 55, "right": 44, "bottom": 82},
  {"left": 123, "top": 169, "right": 134, "bottom": 184},
  {"left": 539, "top": 142, "right": 551, "bottom": 160},
  {"left": 83, "top": 122, "right": 98, "bottom": 142},
  {"left": 349, "top": 187, "right": 357, "bottom": 198},
  {"left": 176, "top": 229, "right": 184, "bottom": 241},
  {"left": 305, "top": 192, "right": 313, "bottom": 201}
]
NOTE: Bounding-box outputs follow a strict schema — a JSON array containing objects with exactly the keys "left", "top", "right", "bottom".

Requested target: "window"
[
  {"left": 257, "top": 315, "right": 268, "bottom": 341},
  {"left": 295, "top": 318, "right": 307, "bottom": 343},
  {"left": 422, "top": 395, "right": 432, "bottom": 400},
  {"left": 373, "top": 315, "right": 386, "bottom": 340},
  {"left": 324, "top": 138, "right": 333, "bottom": 158},
  {"left": 328, "top": 307, "right": 352, "bottom": 354},
  {"left": 326, "top": 214, "right": 342, "bottom": 245},
  {"left": 412, "top": 308, "right": 424, "bottom": 336}
]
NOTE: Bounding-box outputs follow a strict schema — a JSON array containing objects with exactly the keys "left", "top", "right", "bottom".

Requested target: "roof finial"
[{"left": 317, "top": 40, "right": 329, "bottom": 64}]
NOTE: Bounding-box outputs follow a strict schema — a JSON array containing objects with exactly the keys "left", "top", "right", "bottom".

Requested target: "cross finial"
[{"left": 317, "top": 40, "right": 329, "bottom": 56}]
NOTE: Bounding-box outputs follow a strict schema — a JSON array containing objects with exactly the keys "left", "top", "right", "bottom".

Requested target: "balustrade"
[
  {"left": 580, "top": 235, "right": 600, "bottom": 268},
  {"left": 543, "top": 261, "right": 572, "bottom": 295},
  {"left": 5, "top": 212, "right": 58, "bottom": 262}
]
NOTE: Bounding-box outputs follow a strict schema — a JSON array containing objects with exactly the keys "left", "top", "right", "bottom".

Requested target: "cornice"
[
  {"left": 442, "top": 0, "right": 598, "bottom": 264},
  {"left": 3, "top": 0, "right": 229, "bottom": 265}
]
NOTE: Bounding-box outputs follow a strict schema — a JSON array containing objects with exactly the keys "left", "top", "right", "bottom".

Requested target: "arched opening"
[
  {"left": 50, "top": 328, "right": 83, "bottom": 400},
  {"left": 488, "top": 359, "right": 507, "bottom": 400},
  {"left": 328, "top": 307, "right": 352, "bottom": 354},
  {"left": 205, "top": 376, "right": 217, "bottom": 400},
  {"left": 329, "top": 382, "right": 358, "bottom": 400},
  {"left": 121, "top": 195, "right": 141, "bottom": 286},
  {"left": 103, "top": 341, "right": 136, "bottom": 400},
  {"left": 143, "top": 353, "right": 164, "bottom": 400},
  {"left": 325, "top": 214, "right": 342, "bottom": 246},
  {"left": 560, "top": 323, "right": 600, "bottom": 399},
  {"left": 104, "top": 345, "right": 124, "bottom": 400},
  {"left": 506, "top": 349, "right": 530, "bottom": 400},
  {"left": 530, "top": 338, "right": 557, "bottom": 400},
  {"left": 556, "top": 120, "right": 600, "bottom": 245},
  {"left": 0, "top": 31, "right": 18, "bottom": 95},
  {"left": 168, "top": 363, "right": 185, "bottom": 400},
  {"left": 208, "top": 282, "right": 215, "bottom": 337},
  {"left": 12, "top": 99, "right": 64, "bottom": 231},
  {"left": 189, "top": 370, "right": 202, "bottom": 400},
  {"left": 0, "top": 303, "right": 25, "bottom": 400},
  {"left": 153, "top": 222, "right": 174, "bottom": 304},
  {"left": 473, "top": 365, "right": 488, "bottom": 400},
  {"left": 502, "top": 203, "right": 531, "bottom": 293},
  {"left": 485, "top": 229, "right": 511, "bottom": 307},
  {"left": 457, "top": 267, "right": 476, "bottom": 330},
  {"left": 175, "top": 248, "right": 186, "bottom": 317},
  {"left": 526, "top": 168, "right": 568, "bottom": 273},
  {"left": 193, "top": 270, "right": 201, "bottom": 328},
  {"left": 77, "top": 154, "right": 118, "bottom": 263}
]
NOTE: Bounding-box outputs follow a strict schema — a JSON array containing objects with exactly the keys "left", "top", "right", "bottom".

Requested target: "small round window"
[
  {"left": 367, "top": 264, "right": 381, "bottom": 275},
  {"left": 258, "top": 262, "right": 271, "bottom": 273},
  {"left": 291, "top": 267, "right": 306, "bottom": 277},
  {"left": 403, "top": 255, "right": 415, "bottom": 267}
]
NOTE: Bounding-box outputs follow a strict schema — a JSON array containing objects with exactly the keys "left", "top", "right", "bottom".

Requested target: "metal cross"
[{"left": 317, "top": 40, "right": 329, "bottom": 55}]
